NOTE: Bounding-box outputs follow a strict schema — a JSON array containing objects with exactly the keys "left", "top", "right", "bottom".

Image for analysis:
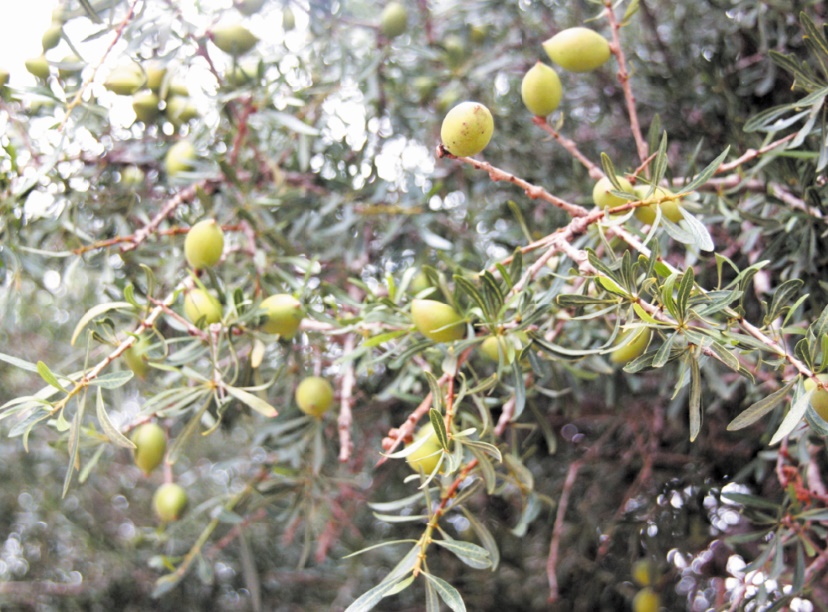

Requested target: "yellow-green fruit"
[
  {"left": 804, "top": 374, "right": 828, "bottom": 421},
  {"left": 185, "top": 219, "right": 224, "bottom": 269},
  {"left": 235, "top": 0, "right": 264, "bottom": 16},
  {"left": 260, "top": 294, "right": 303, "bottom": 337},
  {"left": 609, "top": 327, "right": 652, "bottom": 364},
  {"left": 132, "top": 90, "right": 160, "bottom": 123},
  {"left": 282, "top": 7, "right": 296, "bottom": 31},
  {"left": 164, "top": 140, "right": 196, "bottom": 176},
  {"left": 104, "top": 65, "right": 146, "bottom": 95},
  {"left": 411, "top": 299, "right": 465, "bottom": 343},
  {"left": 380, "top": 2, "right": 408, "bottom": 39},
  {"left": 57, "top": 54, "right": 83, "bottom": 80},
  {"left": 444, "top": 34, "right": 466, "bottom": 69},
  {"left": 440, "top": 101, "right": 494, "bottom": 158},
  {"left": 0, "top": 70, "right": 9, "bottom": 88},
  {"left": 407, "top": 270, "right": 431, "bottom": 295},
  {"left": 153, "top": 483, "right": 188, "bottom": 522},
  {"left": 632, "top": 559, "right": 656, "bottom": 587},
  {"left": 593, "top": 175, "right": 634, "bottom": 212},
  {"left": 633, "top": 185, "right": 683, "bottom": 225},
  {"left": 406, "top": 423, "right": 443, "bottom": 474},
  {"left": 295, "top": 376, "right": 334, "bottom": 417},
  {"left": 52, "top": 7, "right": 67, "bottom": 24},
  {"left": 543, "top": 27, "right": 611, "bottom": 73},
  {"left": 131, "top": 423, "right": 166, "bottom": 474},
  {"left": 521, "top": 62, "right": 562, "bottom": 117},
  {"left": 481, "top": 332, "right": 529, "bottom": 364},
  {"left": 120, "top": 165, "right": 145, "bottom": 188},
  {"left": 42, "top": 24, "right": 62, "bottom": 51},
  {"left": 632, "top": 587, "right": 660, "bottom": 612},
  {"left": 25, "top": 56, "right": 51, "bottom": 80},
  {"left": 469, "top": 24, "right": 487, "bottom": 45},
  {"left": 167, "top": 80, "right": 189, "bottom": 98},
  {"left": 184, "top": 289, "right": 222, "bottom": 325},
  {"left": 436, "top": 87, "right": 461, "bottom": 114},
  {"left": 124, "top": 336, "right": 151, "bottom": 379},
  {"left": 145, "top": 62, "right": 167, "bottom": 92},
  {"left": 212, "top": 24, "right": 259, "bottom": 56},
  {"left": 165, "top": 96, "right": 199, "bottom": 125}
]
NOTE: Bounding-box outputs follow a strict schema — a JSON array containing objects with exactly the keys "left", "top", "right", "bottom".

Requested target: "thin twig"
[{"left": 531, "top": 117, "right": 603, "bottom": 180}]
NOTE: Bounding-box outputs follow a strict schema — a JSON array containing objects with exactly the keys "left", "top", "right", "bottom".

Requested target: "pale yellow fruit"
[
  {"left": 282, "top": 7, "right": 296, "bottom": 31},
  {"left": 153, "top": 483, "right": 188, "bottom": 522},
  {"left": 57, "top": 54, "right": 83, "bottom": 80},
  {"left": 633, "top": 185, "right": 683, "bottom": 225},
  {"left": 632, "top": 559, "right": 656, "bottom": 587},
  {"left": 212, "top": 24, "right": 259, "bottom": 56},
  {"left": 123, "top": 335, "right": 151, "bottom": 379},
  {"left": 406, "top": 423, "right": 443, "bottom": 474},
  {"left": 804, "top": 374, "right": 828, "bottom": 422},
  {"left": 632, "top": 587, "right": 660, "bottom": 612},
  {"left": 543, "top": 27, "right": 611, "bottom": 73},
  {"left": 0, "top": 69, "right": 10, "bottom": 88},
  {"left": 131, "top": 423, "right": 166, "bottom": 474},
  {"left": 521, "top": 62, "right": 562, "bottom": 117},
  {"left": 380, "top": 2, "right": 408, "bottom": 39},
  {"left": 443, "top": 34, "right": 466, "bottom": 69},
  {"left": 609, "top": 327, "right": 651, "bottom": 364},
  {"left": 104, "top": 65, "right": 146, "bottom": 95},
  {"left": 165, "top": 96, "right": 199, "bottom": 125},
  {"left": 440, "top": 101, "right": 494, "bottom": 157},
  {"left": 183, "top": 289, "right": 222, "bottom": 325},
  {"left": 184, "top": 219, "right": 224, "bottom": 269},
  {"left": 42, "top": 24, "right": 62, "bottom": 51},
  {"left": 145, "top": 62, "right": 167, "bottom": 92},
  {"left": 25, "top": 56, "right": 51, "bottom": 80},
  {"left": 260, "top": 294, "right": 303, "bottom": 337},
  {"left": 411, "top": 299, "right": 465, "bottom": 343},
  {"left": 164, "top": 140, "right": 196, "bottom": 176},
  {"left": 295, "top": 376, "right": 334, "bottom": 417},
  {"left": 132, "top": 90, "right": 160, "bottom": 123},
  {"left": 593, "top": 175, "right": 634, "bottom": 211},
  {"left": 120, "top": 165, "right": 145, "bottom": 189},
  {"left": 235, "top": 0, "right": 264, "bottom": 16}
]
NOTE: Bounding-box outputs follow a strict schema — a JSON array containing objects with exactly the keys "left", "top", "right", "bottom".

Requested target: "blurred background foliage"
[{"left": 2, "top": 0, "right": 828, "bottom": 610}]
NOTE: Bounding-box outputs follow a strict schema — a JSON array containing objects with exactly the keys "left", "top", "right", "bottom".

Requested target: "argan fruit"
[
  {"left": 0, "top": 70, "right": 9, "bottom": 88},
  {"left": 25, "top": 56, "right": 51, "bottom": 80},
  {"left": 131, "top": 423, "right": 166, "bottom": 474},
  {"left": 632, "top": 559, "right": 657, "bottom": 587},
  {"left": 295, "top": 376, "right": 334, "bottom": 417},
  {"left": 259, "top": 294, "right": 303, "bottom": 337},
  {"left": 481, "top": 332, "right": 528, "bottom": 364},
  {"left": 104, "top": 65, "right": 146, "bottom": 95},
  {"left": 145, "top": 62, "right": 167, "bottom": 92},
  {"left": 440, "top": 101, "right": 494, "bottom": 158},
  {"left": 632, "top": 587, "right": 660, "bottom": 612},
  {"left": 183, "top": 289, "right": 222, "bottom": 325},
  {"left": 469, "top": 24, "right": 487, "bottom": 45},
  {"left": 42, "top": 24, "right": 62, "bottom": 51},
  {"left": 407, "top": 270, "right": 432, "bottom": 296},
  {"left": 406, "top": 423, "right": 443, "bottom": 474},
  {"left": 543, "top": 27, "right": 611, "bottom": 73},
  {"left": 132, "top": 90, "right": 160, "bottom": 123},
  {"left": 153, "top": 483, "right": 188, "bottom": 522},
  {"left": 609, "top": 327, "right": 651, "bottom": 364},
  {"left": 380, "top": 2, "right": 408, "bottom": 39},
  {"left": 282, "top": 7, "right": 296, "bottom": 31},
  {"left": 57, "top": 54, "right": 83, "bottom": 80},
  {"left": 235, "top": 0, "right": 264, "bottom": 16},
  {"left": 165, "top": 96, "right": 198, "bottom": 125},
  {"left": 164, "top": 140, "right": 196, "bottom": 177},
  {"left": 120, "top": 165, "right": 145, "bottom": 189},
  {"left": 633, "top": 185, "right": 683, "bottom": 225},
  {"left": 167, "top": 80, "right": 189, "bottom": 98},
  {"left": 211, "top": 24, "right": 259, "bottom": 56},
  {"left": 124, "top": 335, "right": 151, "bottom": 379},
  {"left": 411, "top": 299, "right": 465, "bottom": 343},
  {"left": 521, "top": 62, "right": 562, "bottom": 117},
  {"left": 804, "top": 374, "right": 828, "bottom": 421},
  {"left": 185, "top": 219, "right": 224, "bottom": 269},
  {"left": 593, "top": 175, "right": 635, "bottom": 211},
  {"left": 443, "top": 34, "right": 466, "bottom": 69}
]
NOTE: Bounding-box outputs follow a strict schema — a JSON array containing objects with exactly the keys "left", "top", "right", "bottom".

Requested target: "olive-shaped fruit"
[
  {"left": 120, "top": 165, "right": 145, "bottom": 189},
  {"left": 481, "top": 332, "right": 528, "bottom": 364},
  {"left": 380, "top": 2, "right": 408, "bottom": 39},
  {"left": 211, "top": 24, "right": 259, "bottom": 56},
  {"left": 153, "top": 482, "right": 188, "bottom": 522},
  {"left": 165, "top": 96, "right": 199, "bottom": 125},
  {"left": 521, "top": 62, "right": 562, "bottom": 117},
  {"left": 804, "top": 374, "right": 828, "bottom": 421},
  {"left": 295, "top": 376, "right": 334, "bottom": 417},
  {"left": 104, "top": 65, "right": 146, "bottom": 95},
  {"left": 406, "top": 423, "right": 443, "bottom": 473},
  {"left": 145, "top": 62, "right": 167, "bottom": 92},
  {"left": 593, "top": 175, "right": 635, "bottom": 213},
  {"left": 632, "top": 587, "right": 660, "bottom": 612},
  {"left": 25, "top": 56, "right": 51, "bottom": 80},
  {"left": 282, "top": 7, "right": 296, "bottom": 31},
  {"left": 131, "top": 423, "right": 166, "bottom": 474},
  {"left": 443, "top": 34, "right": 466, "bottom": 69},
  {"left": 633, "top": 185, "right": 683, "bottom": 225},
  {"left": 411, "top": 299, "right": 465, "bottom": 343},
  {"left": 407, "top": 270, "right": 432, "bottom": 296},
  {"left": 469, "top": 24, "right": 487, "bottom": 45},
  {"left": 57, "top": 54, "right": 83, "bottom": 80},
  {"left": 183, "top": 289, "right": 222, "bottom": 325},
  {"left": 440, "top": 101, "right": 494, "bottom": 158},
  {"left": 167, "top": 80, "right": 189, "bottom": 98},
  {"left": 259, "top": 294, "right": 304, "bottom": 337},
  {"left": 42, "top": 24, "right": 62, "bottom": 51},
  {"left": 235, "top": 0, "right": 264, "bottom": 16},
  {"left": 185, "top": 219, "right": 224, "bottom": 269},
  {"left": 164, "top": 140, "right": 197, "bottom": 177},
  {"left": 132, "top": 90, "right": 160, "bottom": 123},
  {"left": 124, "top": 335, "right": 151, "bottom": 379},
  {"left": 0, "top": 69, "right": 9, "bottom": 88},
  {"left": 632, "top": 559, "right": 657, "bottom": 587},
  {"left": 609, "top": 327, "right": 651, "bottom": 364},
  {"left": 543, "top": 27, "right": 611, "bottom": 73}
]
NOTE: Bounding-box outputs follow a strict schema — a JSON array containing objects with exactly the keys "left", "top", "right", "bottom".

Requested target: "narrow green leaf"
[
  {"left": 770, "top": 387, "right": 812, "bottom": 445},
  {"left": 433, "top": 540, "right": 492, "bottom": 570},
  {"left": 722, "top": 492, "right": 783, "bottom": 511},
  {"left": 341, "top": 540, "right": 420, "bottom": 559},
  {"left": 423, "top": 371, "right": 444, "bottom": 414},
  {"left": 728, "top": 379, "right": 798, "bottom": 431},
  {"left": 511, "top": 360, "right": 525, "bottom": 421},
  {"left": 480, "top": 272, "right": 504, "bottom": 316},
  {"left": 425, "top": 578, "right": 440, "bottom": 612},
  {"left": 363, "top": 330, "right": 408, "bottom": 348},
  {"left": 96, "top": 387, "right": 135, "bottom": 449},
  {"left": 223, "top": 385, "right": 278, "bottom": 418},
  {"left": 680, "top": 147, "right": 730, "bottom": 193},
  {"left": 429, "top": 408, "right": 449, "bottom": 451},
  {"left": 508, "top": 248, "right": 523, "bottom": 285},
  {"left": 650, "top": 131, "right": 669, "bottom": 191},
  {"left": 459, "top": 507, "right": 500, "bottom": 571},
  {"left": 676, "top": 268, "right": 694, "bottom": 322},
  {"left": 688, "top": 356, "right": 702, "bottom": 442},
  {"left": 70, "top": 301, "right": 133, "bottom": 345},
  {"left": 63, "top": 395, "right": 87, "bottom": 498},
  {"left": 765, "top": 279, "right": 805, "bottom": 326},
  {"left": 0, "top": 351, "right": 41, "bottom": 373},
  {"left": 37, "top": 361, "right": 69, "bottom": 393},
  {"left": 89, "top": 370, "right": 134, "bottom": 389},
  {"left": 453, "top": 275, "right": 489, "bottom": 318},
  {"left": 422, "top": 573, "right": 466, "bottom": 612},
  {"left": 706, "top": 341, "right": 740, "bottom": 373}
]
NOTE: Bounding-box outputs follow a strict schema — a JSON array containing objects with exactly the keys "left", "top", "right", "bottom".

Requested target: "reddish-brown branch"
[
  {"left": 531, "top": 117, "right": 604, "bottom": 180},
  {"left": 337, "top": 333, "right": 356, "bottom": 462},
  {"left": 547, "top": 460, "right": 582, "bottom": 602}
]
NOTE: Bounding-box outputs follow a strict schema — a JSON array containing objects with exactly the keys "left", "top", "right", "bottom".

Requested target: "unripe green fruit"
[
  {"left": 42, "top": 24, "right": 62, "bottom": 51},
  {"left": 57, "top": 54, "right": 83, "bottom": 80},
  {"left": 52, "top": 7, "right": 67, "bottom": 24},
  {"left": 25, "top": 56, "right": 51, "bottom": 80},
  {"left": 481, "top": 332, "right": 528, "bottom": 364},
  {"left": 235, "top": 0, "right": 264, "bottom": 16},
  {"left": 407, "top": 270, "right": 431, "bottom": 296},
  {"left": 435, "top": 87, "right": 461, "bottom": 114},
  {"left": 212, "top": 24, "right": 259, "bottom": 56},
  {"left": 0, "top": 70, "right": 9, "bottom": 88},
  {"left": 132, "top": 90, "right": 160, "bottom": 123},
  {"left": 295, "top": 376, "right": 334, "bottom": 417},
  {"left": 120, "top": 165, "right": 145, "bottom": 188},
  {"left": 104, "top": 65, "right": 146, "bottom": 95},
  {"left": 633, "top": 185, "right": 683, "bottom": 225},
  {"left": 131, "top": 423, "right": 166, "bottom": 474},
  {"left": 469, "top": 24, "right": 487, "bottom": 45},
  {"left": 259, "top": 294, "right": 304, "bottom": 337},
  {"left": 145, "top": 62, "right": 167, "bottom": 92},
  {"left": 804, "top": 374, "right": 828, "bottom": 421},
  {"left": 165, "top": 96, "right": 199, "bottom": 125},
  {"left": 632, "top": 587, "right": 660, "bottom": 612},
  {"left": 443, "top": 34, "right": 466, "bottom": 69},
  {"left": 153, "top": 483, "right": 188, "bottom": 522},
  {"left": 521, "top": 62, "right": 562, "bottom": 117},
  {"left": 167, "top": 80, "right": 189, "bottom": 98},
  {"left": 411, "top": 299, "right": 465, "bottom": 343},
  {"left": 593, "top": 175, "right": 634, "bottom": 212},
  {"left": 184, "top": 289, "right": 222, "bottom": 325},
  {"left": 380, "top": 2, "right": 408, "bottom": 39},
  {"left": 406, "top": 423, "right": 442, "bottom": 474},
  {"left": 632, "top": 559, "right": 657, "bottom": 587},
  {"left": 185, "top": 219, "right": 224, "bottom": 269},
  {"left": 282, "top": 7, "right": 296, "bottom": 31},
  {"left": 413, "top": 76, "right": 436, "bottom": 101},
  {"left": 609, "top": 327, "right": 651, "bottom": 364},
  {"left": 123, "top": 335, "right": 151, "bottom": 379},
  {"left": 440, "top": 101, "right": 494, "bottom": 158},
  {"left": 164, "top": 140, "right": 196, "bottom": 177},
  {"left": 543, "top": 27, "right": 611, "bottom": 73}
]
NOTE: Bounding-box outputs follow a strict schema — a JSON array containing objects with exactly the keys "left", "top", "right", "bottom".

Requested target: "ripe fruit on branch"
[
  {"left": 25, "top": 56, "right": 51, "bottom": 80},
  {"left": 183, "top": 289, "right": 222, "bottom": 325},
  {"left": 543, "top": 27, "right": 611, "bottom": 73},
  {"left": 521, "top": 62, "right": 562, "bottom": 117},
  {"left": 185, "top": 219, "right": 225, "bottom": 269},
  {"left": 632, "top": 587, "right": 660, "bottom": 612},
  {"left": 165, "top": 96, "right": 199, "bottom": 126},
  {"left": 259, "top": 294, "right": 303, "bottom": 338},
  {"left": 440, "top": 101, "right": 494, "bottom": 158},
  {"left": 235, "top": 0, "right": 264, "bottom": 16},
  {"left": 104, "top": 65, "right": 146, "bottom": 95},
  {"left": 380, "top": 2, "right": 408, "bottom": 39},
  {"left": 443, "top": 35, "right": 466, "bottom": 69},
  {"left": 411, "top": 299, "right": 465, "bottom": 343},
  {"left": 57, "top": 55, "right": 83, "bottom": 80},
  {"left": 295, "top": 376, "right": 334, "bottom": 417},
  {"left": 804, "top": 374, "right": 828, "bottom": 421},
  {"left": 282, "top": 7, "right": 296, "bottom": 31},
  {"left": 211, "top": 24, "right": 259, "bottom": 56},
  {"left": 480, "top": 332, "right": 529, "bottom": 364},
  {"left": 406, "top": 423, "right": 443, "bottom": 474},
  {"left": 609, "top": 327, "right": 651, "bottom": 364},
  {"left": 632, "top": 559, "right": 657, "bottom": 587},
  {"left": 145, "top": 62, "right": 166, "bottom": 92},
  {"left": 131, "top": 423, "right": 166, "bottom": 474},
  {"left": 164, "top": 140, "right": 196, "bottom": 176},
  {"left": 42, "top": 24, "right": 62, "bottom": 51},
  {"left": 124, "top": 335, "right": 151, "bottom": 379},
  {"left": 153, "top": 483, "right": 188, "bottom": 522},
  {"left": 633, "top": 185, "right": 683, "bottom": 225},
  {"left": 132, "top": 90, "right": 160, "bottom": 123},
  {"left": 593, "top": 175, "right": 634, "bottom": 211},
  {"left": 0, "top": 69, "right": 10, "bottom": 88}
]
